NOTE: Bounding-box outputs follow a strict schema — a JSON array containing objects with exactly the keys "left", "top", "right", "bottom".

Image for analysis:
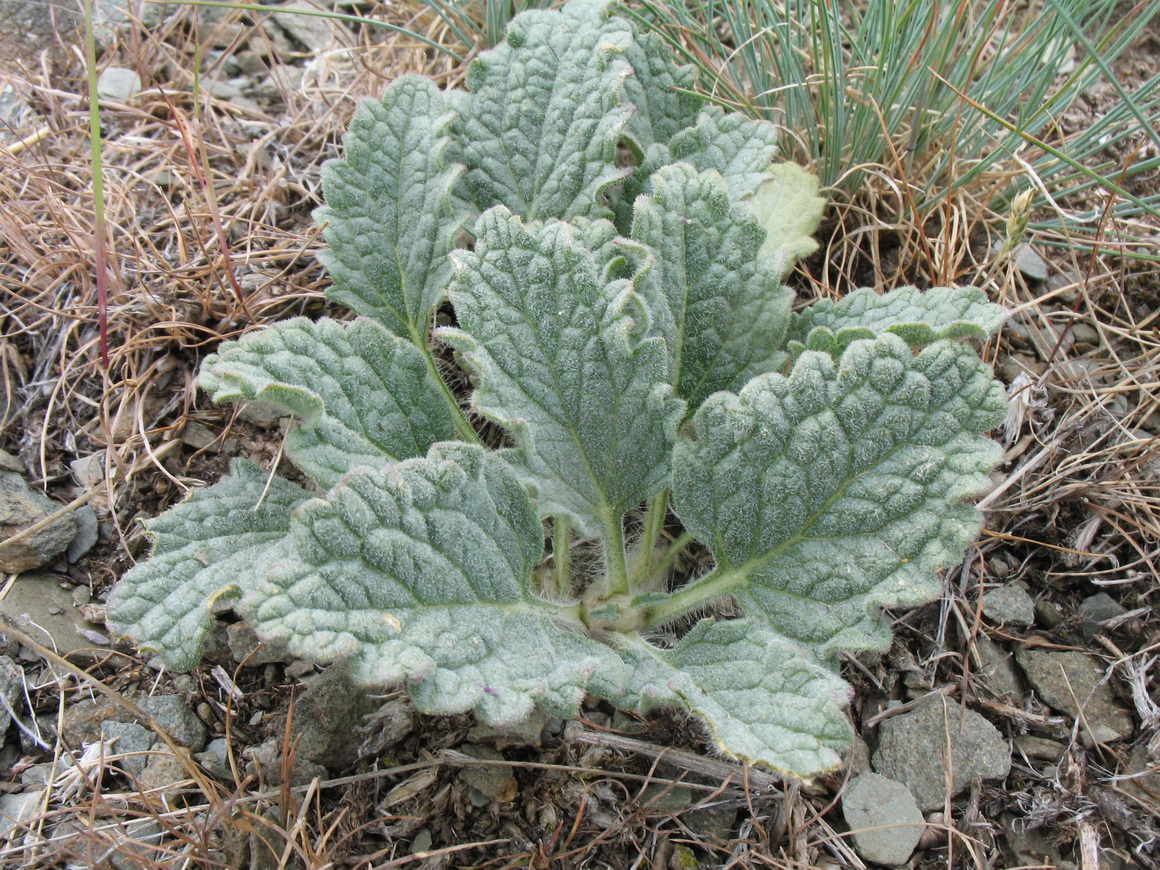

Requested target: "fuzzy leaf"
[
  {"left": 443, "top": 207, "right": 684, "bottom": 537},
  {"left": 673, "top": 334, "right": 1007, "bottom": 658},
  {"left": 199, "top": 318, "right": 456, "bottom": 489},
  {"left": 749, "top": 163, "right": 825, "bottom": 268},
  {"left": 611, "top": 620, "right": 852, "bottom": 779},
  {"left": 107, "top": 461, "right": 309, "bottom": 671},
  {"left": 789, "top": 285, "right": 1008, "bottom": 356},
  {"left": 617, "top": 106, "right": 782, "bottom": 233},
  {"left": 316, "top": 75, "right": 467, "bottom": 338},
  {"left": 245, "top": 443, "right": 624, "bottom": 724},
  {"left": 632, "top": 164, "right": 792, "bottom": 409},
  {"left": 621, "top": 31, "right": 702, "bottom": 153},
  {"left": 451, "top": 0, "right": 635, "bottom": 221}
]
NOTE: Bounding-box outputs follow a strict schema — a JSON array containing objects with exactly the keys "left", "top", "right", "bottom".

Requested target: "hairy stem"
[
  {"left": 641, "top": 564, "right": 744, "bottom": 629},
  {"left": 414, "top": 327, "right": 481, "bottom": 445},
  {"left": 602, "top": 508, "right": 631, "bottom": 597},
  {"left": 630, "top": 490, "right": 670, "bottom": 588},
  {"left": 551, "top": 515, "right": 572, "bottom": 599}
]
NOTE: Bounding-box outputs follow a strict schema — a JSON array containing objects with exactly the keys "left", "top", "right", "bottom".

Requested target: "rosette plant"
[{"left": 110, "top": 0, "right": 1007, "bottom": 779}]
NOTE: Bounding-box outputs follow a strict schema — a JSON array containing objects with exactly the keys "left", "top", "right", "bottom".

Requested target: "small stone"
[
  {"left": 1070, "top": 323, "right": 1100, "bottom": 350},
  {"left": 974, "top": 634, "right": 1022, "bottom": 702},
  {"left": 0, "top": 472, "right": 77, "bottom": 572},
  {"left": 469, "top": 708, "right": 546, "bottom": 748},
  {"left": 458, "top": 744, "right": 517, "bottom": 803},
  {"left": 96, "top": 67, "right": 142, "bottom": 102},
  {"left": 140, "top": 695, "right": 207, "bottom": 752},
  {"left": 842, "top": 772, "right": 925, "bottom": 866},
  {"left": 1015, "top": 649, "right": 1133, "bottom": 744},
  {"left": 194, "top": 737, "right": 232, "bottom": 780},
  {"left": 288, "top": 666, "right": 379, "bottom": 770},
  {"left": 102, "top": 721, "right": 154, "bottom": 777},
  {"left": 69, "top": 453, "right": 105, "bottom": 489},
  {"left": 182, "top": 420, "right": 220, "bottom": 451},
  {"left": 0, "top": 789, "right": 45, "bottom": 839},
  {"left": 137, "top": 749, "right": 190, "bottom": 796},
  {"left": 226, "top": 622, "right": 288, "bottom": 666},
  {"left": 0, "top": 573, "right": 101, "bottom": 656},
  {"left": 1034, "top": 598, "right": 1065, "bottom": 629},
  {"left": 0, "top": 656, "right": 22, "bottom": 735},
  {"left": 1014, "top": 735, "right": 1067, "bottom": 761},
  {"left": 66, "top": 505, "right": 100, "bottom": 562},
  {"left": 1014, "top": 244, "right": 1049, "bottom": 282},
  {"left": 1079, "top": 592, "right": 1127, "bottom": 638},
  {"left": 271, "top": 0, "right": 339, "bottom": 53},
  {"left": 411, "top": 829, "right": 432, "bottom": 854},
  {"left": 982, "top": 585, "right": 1035, "bottom": 627},
  {"left": 872, "top": 695, "right": 1011, "bottom": 811}
]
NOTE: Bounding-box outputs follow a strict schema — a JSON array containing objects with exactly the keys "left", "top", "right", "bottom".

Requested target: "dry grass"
[{"left": 0, "top": 1, "right": 1157, "bottom": 867}]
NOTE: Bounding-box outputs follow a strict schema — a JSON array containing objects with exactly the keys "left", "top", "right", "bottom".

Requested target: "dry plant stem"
[{"left": 82, "top": 0, "right": 110, "bottom": 366}]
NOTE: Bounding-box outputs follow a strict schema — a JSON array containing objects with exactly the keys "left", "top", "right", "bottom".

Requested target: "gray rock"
[
  {"left": 0, "top": 471, "right": 77, "bottom": 572},
  {"left": 0, "top": 83, "right": 34, "bottom": 145},
  {"left": 101, "top": 721, "right": 154, "bottom": 777},
  {"left": 1034, "top": 598, "right": 1065, "bottom": 629},
  {"left": 1014, "top": 735, "right": 1067, "bottom": 762},
  {"left": 842, "top": 772, "right": 925, "bottom": 867},
  {"left": 0, "top": 655, "right": 22, "bottom": 735},
  {"left": 0, "top": 572, "right": 102, "bottom": 656},
  {"left": 69, "top": 453, "right": 105, "bottom": 489},
  {"left": 270, "top": 0, "right": 339, "bottom": 53},
  {"left": 227, "top": 622, "right": 289, "bottom": 666},
  {"left": 194, "top": 737, "right": 232, "bottom": 780},
  {"left": 872, "top": 696, "right": 1011, "bottom": 810},
  {"left": 66, "top": 505, "right": 100, "bottom": 562},
  {"left": 458, "top": 744, "right": 517, "bottom": 804},
  {"left": 139, "top": 695, "right": 207, "bottom": 752},
  {"left": 244, "top": 737, "right": 326, "bottom": 786},
  {"left": 981, "top": 585, "right": 1035, "bottom": 627},
  {"left": 96, "top": 67, "right": 142, "bottom": 102},
  {"left": 1014, "top": 244, "right": 1049, "bottom": 282},
  {"left": 289, "top": 666, "right": 379, "bottom": 770},
  {"left": 1015, "top": 649, "right": 1133, "bottom": 744},
  {"left": 0, "top": 789, "right": 45, "bottom": 839},
  {"left": 1079, "top": 592, "right": 1127, "bottom": 638},
  {"left": 974, "top": 634, "right": 1022, "bottom": 702},
  {"left": 137, "top": 749, "right": 189, "bottom": 797},
  {"left": 62, "top": 693, "right": 206, "bottom": 752}
]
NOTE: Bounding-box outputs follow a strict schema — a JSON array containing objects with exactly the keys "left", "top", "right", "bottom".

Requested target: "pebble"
[
  {"left": 0, "top": 789, "right": 45, "bottom": 839},
  {"left": 982, "top": 584, "right": 1035, "bottom": 627},
  {"left": 96, "top": 66, "right": 142, "bottom": 102},
  {"left": 0, "top": 656, "right": 22, "bottom": 735},
  {"left": 101, "top": 720, "right": 154, "bottom": 777},
  {"left": 0, "top": 466, "right": 77, "bottom": 572},
  {"left": 973, "top": 634, "right": 1023, "bottom": 702},
  {"left": 871, "top": 695, "right": 1011, "bottom": 810},
  {"left": 842, "top": 772, "right": 925, "bottom": 866},
  {"left": 1014, "top": 649, "right": 1133, "bottom": 744},
  {"left": 1078, "top": 592, "right": 1127, "bottom": 638}
]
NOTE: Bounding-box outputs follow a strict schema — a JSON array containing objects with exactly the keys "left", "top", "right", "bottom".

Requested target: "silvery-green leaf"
[
  {"left": 749, "top": 163, "right": 825, "bottom": 269},
  {"left": 107, "top": 461, "right": 309, "bottom": 671},
  {"left": 451, "top": 0, "right": 635, "bottom": 221},
  {"left": 672, "top": 335, "right": 1006, "bottom": 658},
  {"left": 789, "top": 286, "right": 1008, "bottom": 357},
  {"left": 443, "top": 207, "right": 684, "bottom": 537},
  {"left": 199, "top": 318, "right": 456, "bottom": 489},
  {"left": 665, "top": 106, "right": 781, "bottom": 200},
  {"left": 615, "top": 106, "right": 782, "bottom": 233},
  {"left": 245, "top": 443, "right": 624, "bottom": 724},
  {"left": 609, "top": 620, "right": 852, "bottom": 779},
  {"left": 316, "top": 75, "right": 467, "bottom": 339},
  {"left": 632, "top": 164, "right": 792, "bottom": 409},
  {"left": 622, "top": 31, "right": 702, "bottom": 153}
]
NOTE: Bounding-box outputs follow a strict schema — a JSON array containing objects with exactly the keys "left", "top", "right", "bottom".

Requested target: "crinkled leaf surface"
[
  {"left": 621, "top": 31, "right": 701, "bottom": 154},
  {"left": 609, "top": 620, "right": 852, "bottom": 779},
  {"left": 749, "top": 163, "right": 825, "bottom": 269},
  {"left": 450, "top": 0, "right": 634, "bottom": 221},
  {"left": 632, "top": 164, "right": 792, "bottom": 409},
  {"left": 673, "top": 334, "right": 1007, "bottom": 658},
  {"left": 245, "top": 443, "right": 624, "bottom": 724},
  {"left": 443, "top": 207, "right": 684, "bottom": 537},
  {"left": 199, "top": 318, "right": 455, "bottom": 489},
  {"left": 316, "top": 75, "right": 467, "bottom": 339},
  {"left": 790, "top": 286, "right": 1008, "bottom": 357},
  {"left": 107, "top": 461, "right": 309, "bottom": 671}
]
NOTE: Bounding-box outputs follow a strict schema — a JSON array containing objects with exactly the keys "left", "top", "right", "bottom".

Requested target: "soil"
[{"left": 0, "top": 3, "right": 1157, "bottom": 869}]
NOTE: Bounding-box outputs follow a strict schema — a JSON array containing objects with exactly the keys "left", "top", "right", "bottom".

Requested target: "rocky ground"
[{"left": 0, "top": 1, "right": 1157, "bottom": 868}]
